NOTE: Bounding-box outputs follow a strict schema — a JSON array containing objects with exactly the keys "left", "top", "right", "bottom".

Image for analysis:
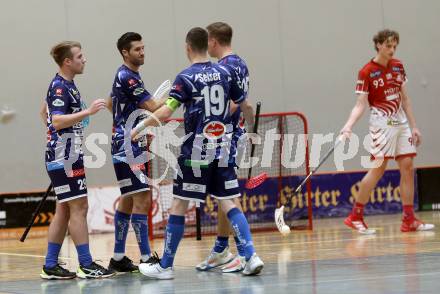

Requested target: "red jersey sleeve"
[
  {"left": 401, "top": 64, "right": 408, "bottom": 85},
  {"left": 355, "top": 69, "right": 369, "bottom": 95}
]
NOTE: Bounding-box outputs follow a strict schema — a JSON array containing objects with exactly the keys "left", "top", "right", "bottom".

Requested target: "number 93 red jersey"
[{"left": 355, "top": 58, "right": 408, "bottom": 124}]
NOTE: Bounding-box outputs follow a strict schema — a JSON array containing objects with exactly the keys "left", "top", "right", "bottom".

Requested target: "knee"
[
  {"left": 219, "top": 199, "right": 236, "bottom": 214},
  {"left": 118, "top": 196, "right": 133, "bottom": 213},
  {"left": 399, "top": 158, "right": 414, "bottom": 176},
  {"left": 170, "top": 198, "right": 188, "bottom": 215},
  {"left": 401, "top": 165, "right": 414, "bottom": 178},
  {"left": 233, "top": 198, "right": 243, "bottom": 211},
  {"left": 55, "top": 203, "right": 70, "bottom": 221},
  {"left": 133, "top": 195, "right": 151, "bottom": 213},
  {"left": 69, "top": 198, "right": 89, "bottom": 217}
]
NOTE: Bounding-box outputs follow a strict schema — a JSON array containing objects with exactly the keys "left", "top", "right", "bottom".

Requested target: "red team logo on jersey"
[
  {"left": 55, "top": 88, "right": 63, "bottom": 96},
  {"left": 203, "top": 121, "right": 226, "bottom": 139},
  {"left": 171, "top": 84, "right": 182, "bottom": 92},
  {"left": 128, "top": 79, "right": 137, "bottom": 86}
]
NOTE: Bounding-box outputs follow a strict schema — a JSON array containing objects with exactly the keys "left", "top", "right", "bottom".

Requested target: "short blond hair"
[
  {"left": 50, "top": 41, "right": 81, "bottom": 66},
  {"left": 206, "top": 22, "right": 233, "bottom": 46}
]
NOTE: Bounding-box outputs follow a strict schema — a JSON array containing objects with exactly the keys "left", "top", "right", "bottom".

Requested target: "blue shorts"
[
  {"left": 112, "top": 138, "right": 150, "bottom": 197},
  {"left": 173, "top": 157, "right": 241, "bottom": 202},
  {"left": 46, "top": 161, "right": 87, "bottom": 203},
  {"left": 112, "top": 159, "right": 149, "bottom": 197}
]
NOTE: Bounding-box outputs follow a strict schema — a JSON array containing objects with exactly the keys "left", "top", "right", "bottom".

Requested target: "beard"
[{"left": 130, "top": 57, "right": 145, "bottom": 66}]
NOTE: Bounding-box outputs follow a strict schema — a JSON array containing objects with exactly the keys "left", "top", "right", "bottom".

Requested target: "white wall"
[{"left": 0, "top": 0, "right": 439, "bottom": 192}]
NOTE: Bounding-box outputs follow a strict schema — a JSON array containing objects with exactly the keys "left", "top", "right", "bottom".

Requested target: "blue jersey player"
[
  {"left": 132, "top": 27, "right": 264, "bottom": 279},
  {"left": 41, "top": 41, "right": 113, "bottom": 279},
  {"left": 195, "top": 22, "right": 251, "bottom": 273},
  {"left": 106, "top": 32, "right": 167, "bottom": 273}
]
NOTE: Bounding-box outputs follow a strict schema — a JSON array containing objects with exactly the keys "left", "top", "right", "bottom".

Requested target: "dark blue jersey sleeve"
[
  {"left": 47, "top": 85, "right": 70, "bottom": 115},
  {"left": 228, "top": 68, "right": 246, "bottom": 104},
  {"left": 169, "top": 74, "right": 192, "bottom": 104},
  {"left": 121, "top": 73, "right": 151, "bottom": 106}
]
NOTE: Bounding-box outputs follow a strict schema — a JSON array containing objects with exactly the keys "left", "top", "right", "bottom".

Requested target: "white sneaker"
[
  {"left": 139, "top": 262, "right": 174, "bottom": 280},
  {"left": 195, "top": 247, "right": 234, "bottom": 271},
  {"left": 242, "top": 253, "right": 264, "bottom": 276},
  {"left": 401, "top": 218, "right": 435, "bottom": 232},
  {"left": 221, "top": 255, "right": 246, "bottom": 273},
  {"left": 344, "top": 215, "right": 376, "bottom": 235}
]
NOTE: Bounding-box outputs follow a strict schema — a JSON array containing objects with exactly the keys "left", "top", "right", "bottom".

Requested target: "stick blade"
[
  {"left": 153, "top": 80, "right": 171, "bottom": 98},
  {"left": 274, "top": 205, "right": 290, "bottom": 235},
  {"left": 245, "top": 172, "right": 268, "bottom": 189}
]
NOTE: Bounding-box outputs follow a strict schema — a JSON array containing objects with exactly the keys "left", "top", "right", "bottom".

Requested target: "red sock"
[
  {"left": 403, "top": 205, "right": 415, "bottom": 222},
  {"left": 351, "top": 202, "right": 364, "bottom": 220}
]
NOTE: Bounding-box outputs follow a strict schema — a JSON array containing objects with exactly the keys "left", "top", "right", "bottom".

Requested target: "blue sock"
[
  {"left": 76, "top": 243, "right": 93, "bottom": 267},
  {"left": 45, "top": 242, "right": 62, "bottom": 268},
  {"left": 160, "top": 215, "right": 185, "bottom": 268},
  {"left": 213, "top": 236, "right": 229, "bottom": 253},
  {"left": 234, "top": 236, "right": 246, "bottom": 257},
  {"left": 131, "top": 213, "right": 151, "bottom": 259},
  {"left": 227, "top": 208, "right": 255, "bottom": 261},
  {"left": 114, "top": 210, "right": 131, "bottom": 256}
]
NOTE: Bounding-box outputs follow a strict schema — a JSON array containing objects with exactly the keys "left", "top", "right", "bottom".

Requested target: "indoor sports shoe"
[
  {"left": 344, "top": 214, "right": 376, "bottom": 235},
  {"left": 40, "top": 263, "right": 76, "bottom": 280},
  {"left": 140, "top": 253, "right": 163, "bottom": 265},
  {"left": 242, "top": 253, "right": 264, "bottom": 276},
  {"left": 77, "top": 261, "right": 115, "bottom": 279},
  {"left": 195, "top": 247, "right": 234, "bottom": 271},
  {"left": 108, "top": 256, "right": 138, "bottom": 273},
  {"left": 221, "top": 255, "right": 246, "bottom": 273},
  {"left": 401, "top": 218, "right": 435, "bottom": 232},
  {"left": 138, "top": 254, "right": 174, "bottom": 280}
]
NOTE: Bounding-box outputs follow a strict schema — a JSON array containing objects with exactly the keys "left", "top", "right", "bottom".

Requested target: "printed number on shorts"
[
  {"left": 202, "top": 85, "right": 226, "bottom": 117},
  {"left": 139, "top": 173, "right": 146, "bottom": 184},
  {"left": 77, "top": 178, "right": 87, "bottom": 190}
]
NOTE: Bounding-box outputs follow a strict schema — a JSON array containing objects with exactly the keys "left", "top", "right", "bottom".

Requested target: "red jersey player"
[{"left": 341, "top": 29, "right": 434, "bottom": 234}]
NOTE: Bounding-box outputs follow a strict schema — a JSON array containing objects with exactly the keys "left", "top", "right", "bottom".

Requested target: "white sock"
[
  {"left": 113, "top": 253, "right": 124, "bottom": 261},
  {"left": 141, "top": 255, "right": 150, "bottom": 262}
]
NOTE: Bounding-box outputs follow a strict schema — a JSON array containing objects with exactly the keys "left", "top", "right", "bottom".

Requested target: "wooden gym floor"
[{"left": 1, "top": 211, "right": 440, "bottom": 294}]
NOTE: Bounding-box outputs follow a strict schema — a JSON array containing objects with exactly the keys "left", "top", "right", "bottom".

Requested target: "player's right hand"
[
  {"left": 87, "top": 99, "right": 107, "bottom": 115},
  {"left": 246, "top": 132, "right": 261, "bottom": 145},
  {"left": 340, "top": 128, "right": 352, "bottom": 140}
]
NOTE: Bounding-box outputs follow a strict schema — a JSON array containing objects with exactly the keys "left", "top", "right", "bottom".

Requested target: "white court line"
[
  {"left": 2, "top": 232, "right": 437, "bottom": 259},
  {"left": 175, "top": 271, "right": 440, "bottom": 293},
  {"left": 129, "top": 234, "right": 440, "bottom": 254},
  {"left": 0, "top": 252, "right": 73, "bottom": 260}
]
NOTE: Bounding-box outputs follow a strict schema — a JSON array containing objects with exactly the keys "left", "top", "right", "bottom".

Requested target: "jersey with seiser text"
[{"left": 168, "top": 61, "right": 245, "bottom": 162}]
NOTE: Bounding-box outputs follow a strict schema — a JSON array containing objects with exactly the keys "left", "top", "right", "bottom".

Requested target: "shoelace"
[
  {"left": 207, "top": 250, "right": 219, "bottom": 261},
  {"left": 121, "top": 256, "right": 134, "bottom": 264},
  {"left": 352, "top": 220, "right": 368, "bottom": 230},
  {"left": 55, "top": 262, "right": 71, "bottom": 273},
  {"left": 90, "top": 260, "right": 107, "bottom": 271},
  {"left": 147, "top": 252, "right": 161, "bottom": 264}
]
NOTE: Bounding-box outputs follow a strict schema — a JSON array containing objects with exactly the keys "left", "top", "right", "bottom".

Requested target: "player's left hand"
[
  {"left": 411, "top": 127, "right": 422, "bottom": 147},
  {"left": 131, "top": 126, "right": 154, "bottom": 142},
  {"left": 131, "top": 128, "right": 141, "bottom": 141}
]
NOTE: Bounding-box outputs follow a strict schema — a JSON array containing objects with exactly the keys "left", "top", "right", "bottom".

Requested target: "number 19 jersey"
[{"left": 168, "top": 61, "right": 245, "bottom": 162}]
